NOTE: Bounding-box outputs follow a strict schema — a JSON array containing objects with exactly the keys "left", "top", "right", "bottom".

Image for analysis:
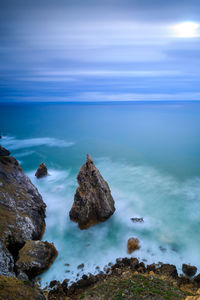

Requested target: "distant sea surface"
[{"left": 1, "top": 101, "right": 200, "bottom": 287}]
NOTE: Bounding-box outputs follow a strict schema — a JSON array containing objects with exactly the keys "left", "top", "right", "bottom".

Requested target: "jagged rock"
[
  {"left": 0, "top": 146, "right": 10, "bottom": 156},
  {"left": 69, "top": 154, "right": 115, "bottom": 229},
  {"left": 127, "top": 237, "right": 140, "bottom": 254},
  {"left": 182, "top": 264, "right": 197, "bottom": 277},
  {"left": 35, "top": 162, "right": 48, "bottom": 178},
  {"left": 0, "top": 154, "right": 46, "bottom": 276},
  {"left": 0, "top": 275, "right": 45, "bottom": 300},
  {"left": 16, "top": 240, "right": 57, "bottom": 279}
]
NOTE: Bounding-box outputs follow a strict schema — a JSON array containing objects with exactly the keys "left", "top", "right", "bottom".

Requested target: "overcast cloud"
[{"left": 0, "top": 0, "right": 200, "bottom": 102}]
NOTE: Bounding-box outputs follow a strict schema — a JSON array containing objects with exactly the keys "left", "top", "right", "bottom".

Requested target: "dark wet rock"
[
  {"left": 0, "top": 155, "right": 46, "bottom": 277},
  {"left": 77, "top": 263, "right": 84, "bottom": 269},
  {"left": 178, "top": 274, "right": 191, "bottom": 287},
  {"left": 0, "top": 146, "right": 10, "bottom": 157},
  {"left": 182, "top": 264, "right": 197, "bottom": 277},
  {"left": 35, "top": 162, "right": 48, "bottom": 178},
  {"left": 131, "top": 217, "right": 144, "bottom": 223},
  {"left": 69, "top": 154, "right": 115, "bottom": 229},
  {"left": 155, "top": 264, "right": 178, "bottom": 279},
  {"left": 61, "top": 279, "right": 69, "bottom": 294},
  {"left": 48, "top": 281, "right": 66, "bottom": 300},
  {"left": 16, "top": 240, "right": 57, "bottom": 279},
  {"left": 147, "top": 263, "right": 157, "bottom": 273},
  {"left": 138, "top": 262, "right": 146, "bottom": 273},
  {"left": 130, "top": 258, "right": 140, "bottom": 270},
  {"left": 49, "top": 280, "right": 60, "bottom": 288},
  {"left": 67, "top": 273, "right": 98, "bottom": 296},
  {"left": 127, "top": 237, "right": 140, "bottom": 254},
  {"left": 159, "top": 246, "right": 167, "bottom": 252},
  {"left": 0, "top": 275, "right": 45, "bottom": 300}
]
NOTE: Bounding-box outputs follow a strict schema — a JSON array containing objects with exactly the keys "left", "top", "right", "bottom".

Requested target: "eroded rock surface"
[
  {"left": 69, "top": 154, "right": 115, "bottom": 229},
  {"left": 0, "top": 150, "right": 46, "bottom": 276},
  {"left": 16, "top": 240, "right": 58, "bottom": 279},
  {"left": 35, "top": 162, "right": 48, "bottom": 178}
]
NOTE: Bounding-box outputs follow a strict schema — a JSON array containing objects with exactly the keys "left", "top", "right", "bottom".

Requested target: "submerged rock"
[
  {"left": 182, "top": 264, "right": 197, "bottom": 277},
  {"left": 16, "top": 240, "right": 58, "bottom": 279},
  {"left": 0, "top": 149, "right": 46, "bottom": 276},
  {"left": 127, "top": 237, "right": 140, "bottom": 254},
  {"left": 131, "top": 217, "right": 144, "bottom": 223},
  {"left": 0, "top": 145, "right": 10, "bottom": 156},
  {"left": 69, "top": 154, "right": 115, "bottom": 229},
  {"left": 35, "top": 162, "right": 48, "bottom": 178}
]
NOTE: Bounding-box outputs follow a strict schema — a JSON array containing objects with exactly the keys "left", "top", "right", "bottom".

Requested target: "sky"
[{"left": 0, "top": 0, "right": 200, "bottom": 102}]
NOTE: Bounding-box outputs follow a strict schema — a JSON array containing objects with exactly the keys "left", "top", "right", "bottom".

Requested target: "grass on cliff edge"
[{"left": 75, "top": 274, "right": 192, "bottom": 300}]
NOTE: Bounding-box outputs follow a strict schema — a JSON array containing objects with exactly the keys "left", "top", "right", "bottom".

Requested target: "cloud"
[
  {"left": 0, "top": 0, "right": 200, "bottom": 102},
  {"left": 75, "top": 92, "right": 200, "bottom": 102}
]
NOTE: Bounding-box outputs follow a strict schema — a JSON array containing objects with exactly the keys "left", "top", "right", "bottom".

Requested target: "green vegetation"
[{"left": 76, "top": 273, "right": 192, "bottom": 300}]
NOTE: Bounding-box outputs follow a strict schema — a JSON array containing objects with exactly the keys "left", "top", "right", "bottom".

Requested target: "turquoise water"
[{"left": 1, "top": 101, "right": 200, "bottom": 286}]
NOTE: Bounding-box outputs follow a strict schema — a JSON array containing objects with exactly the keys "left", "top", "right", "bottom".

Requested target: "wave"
[
  {"left": 1, "top": 136, "right": 75, "bottom": 151},
  {"left": 26, "top": 158, "right": 200, "bottom": 287}
]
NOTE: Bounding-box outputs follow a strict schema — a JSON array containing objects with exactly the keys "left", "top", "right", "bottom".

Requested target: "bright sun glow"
[{"left": 173, "top": 21, "right": 199, "bottom": 38}]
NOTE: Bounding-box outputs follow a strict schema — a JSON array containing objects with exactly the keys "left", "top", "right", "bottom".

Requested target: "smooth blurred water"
[{"left": 0, "top": 101, "right": 200, "bottom": 287}]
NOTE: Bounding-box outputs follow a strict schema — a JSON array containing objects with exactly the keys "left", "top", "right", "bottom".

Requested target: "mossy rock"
[{"left": 0, "top": 276, "right": 45, "bottom": 300}]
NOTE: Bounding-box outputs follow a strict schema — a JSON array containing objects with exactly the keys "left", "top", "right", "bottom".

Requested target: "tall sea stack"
[{"left": 69, "top": 154, "right": 115, "bottom": 229}]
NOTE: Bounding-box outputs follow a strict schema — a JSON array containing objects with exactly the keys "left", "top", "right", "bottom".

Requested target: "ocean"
[{"left": 0, "top": 101, "right": 200, "bottom": 287}]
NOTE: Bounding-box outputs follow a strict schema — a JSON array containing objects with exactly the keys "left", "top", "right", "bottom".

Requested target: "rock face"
[
  {"left": 0, "top": 149, "right": 46, "bottom": 277},
  {"left": 16, "top": 240, "right": 58, "bottom": 279},
  {"left": 182, "top": 264, "right": 197, "bottom": 277},
  {"left": 69, "top": 154, "right": 115, "bottom": 229},
  {"left": 127, "top": 237, "right": 140, "bottom": 254},
  {"left": 0, "top": 146, "right": 10, "bottom": 156},
  {"left": 35, "top": 162, "right": 48, "bottom": 178}
]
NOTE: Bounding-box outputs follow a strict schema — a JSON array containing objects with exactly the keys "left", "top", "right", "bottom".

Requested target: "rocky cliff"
[
  {"left": 69, "top": 154, "right": 115, "bottom": 229},
  {"left": 0, "top": 149, "right": 46, "bottom": 277}
]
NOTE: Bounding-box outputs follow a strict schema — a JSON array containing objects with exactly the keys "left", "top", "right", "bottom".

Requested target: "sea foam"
[{"left": 27, "top": 157, "right": 200, "bottom": 287}]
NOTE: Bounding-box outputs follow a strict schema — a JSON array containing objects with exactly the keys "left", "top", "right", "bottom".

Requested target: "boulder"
[
  {"left": 16, "top": 240, "right": 58, "bottom": 279},
  {"left": 69, "top": 154, "right": 115, "bottom": 229},
  {"left": 155, "top": 263, "right": 178, "bottom": 279},
  {"left": 182, "top": 264, "right": 197, "bottom": 277},
  {"left": 0, "top": 155, "right": 46, "bottom": 276},
  {"left": 35, "top": 162, "right": 48, "bottom": 178},
  {"left": 127, "top": 237, "right": 140, "bottom": 254},
  {"left": 0, "top": 146, "right": 10, "bottom": 156}
]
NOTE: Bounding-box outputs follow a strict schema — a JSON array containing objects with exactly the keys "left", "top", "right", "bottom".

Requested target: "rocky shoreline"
[
  {"left": 46, "top": 257, "right": 200, "bottom": 299},
  {"left": 0, "top": 144, "right": 200, "bottom": 299}
]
